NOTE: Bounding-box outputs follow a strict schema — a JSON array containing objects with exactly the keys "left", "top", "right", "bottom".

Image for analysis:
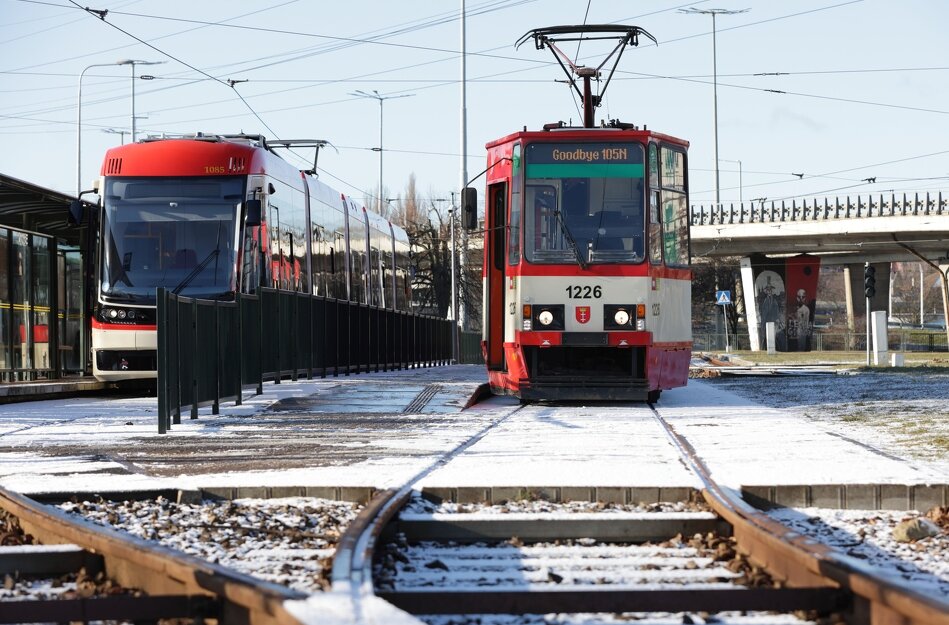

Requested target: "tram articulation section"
[{"left": 61, "top": 133, "right": 457, "bottom": 431}]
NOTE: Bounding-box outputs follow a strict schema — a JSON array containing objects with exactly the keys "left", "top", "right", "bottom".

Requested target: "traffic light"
[{"left": 864, "top": 265, "right": 876, "bottom": 298}]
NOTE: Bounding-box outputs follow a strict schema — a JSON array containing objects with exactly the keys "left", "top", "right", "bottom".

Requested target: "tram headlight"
[
  {"left": 527, "top": 304, "right": 564, "bottom": 331},
  {"left": 100, "top": 307, "right": 147, "bottom": 322},
  {"left": 604, "top": 304, "right": 640, "bottom": 330}
]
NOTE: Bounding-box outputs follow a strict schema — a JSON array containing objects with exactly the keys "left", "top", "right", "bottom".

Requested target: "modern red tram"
[
  {"left": 74, "top": 134, "right": 411, "bottom": 381},
  {"left": 464, "top": 26, "right": 692, "bottom": 402}
]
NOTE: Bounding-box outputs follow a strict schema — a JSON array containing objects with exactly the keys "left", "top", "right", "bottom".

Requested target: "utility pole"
[
  {"left": 119, "top": 59, "right": 163, "bottom": 143},
  {"left": 457, "top": 0, "right": 469, "bottom": 355},
  {"left": 680, "top": 7, "right": 748, "bottom": 208},
  {"left": 350, "top": 90, "right": 415, "bottom": 213}
]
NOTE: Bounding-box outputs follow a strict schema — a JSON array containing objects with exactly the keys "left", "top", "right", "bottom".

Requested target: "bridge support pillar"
[
  {"left": 940, "top": 263, "right": 949, "bottom": 342},
  {"left": 738, "top": 257, "right": 762, "bottom": 351}
]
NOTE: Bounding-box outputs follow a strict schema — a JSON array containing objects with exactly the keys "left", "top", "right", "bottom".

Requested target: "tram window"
[
  {"left": 334, "top": 232, "right": 346, "bottom": 300},
  {"left": 240, "top": 226, "right": 259, "bottom": 293},
  {"left": 648, "top": 145, "right": 663, "bottom": 264},
  {"left": 369, "top": 247, "right": 381, "bottom": 307},
  {"left": 661, "top": 148, "right": 687, "bottom": 192},
  {"left": 525, "top": 185, "right": 562, "bottom": 261},
  {"left": 0, "top": 231, "right": 8, "bottom": 370},
  {"left": 523, "top": 142, "right": 645, "bottom": 264},
  {"left": 648, "top": 190, "right": 663, "bottom": 264},
  {"left": 490, "top": 183, "right": 506, "bottom": 271},
  {"left": 507, "top": 201, "right": 521, "bottom": 266},
  {"left": 660, "top": 145, "right": 689, "bottom": 267},
  {"left": 508, "top": 144, "right": 522, "bottom": 265}
]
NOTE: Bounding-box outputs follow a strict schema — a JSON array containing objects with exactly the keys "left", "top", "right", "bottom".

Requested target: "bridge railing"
[
  {"left": 691, "top": 192, "right": 949, "bottom": 226},
  {"left": 156, "top": 288, "right": 452, "bottom": 434}
]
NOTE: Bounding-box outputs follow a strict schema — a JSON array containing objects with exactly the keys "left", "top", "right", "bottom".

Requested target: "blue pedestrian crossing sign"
[{"left": 715, "top": 290, "right": 732, "bottom": 305}]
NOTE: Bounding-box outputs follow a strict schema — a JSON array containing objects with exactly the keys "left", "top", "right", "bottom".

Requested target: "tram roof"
[
  {"left": 0, "top": 173, "right": 80, "bottom": 246},
  {"left": 485, "top": 126, "right": 690, "bottom": 150}
]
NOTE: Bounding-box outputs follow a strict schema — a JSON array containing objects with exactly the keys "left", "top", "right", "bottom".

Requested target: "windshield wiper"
[
  {"left": 173, "top": 222, "right": 226, "bottom": 296},
  {"left": 553, "top": 209, "right": 588, "bottom": 270},
  {"left": 172, "top": 249, "right": 220, "bottom": 295}
]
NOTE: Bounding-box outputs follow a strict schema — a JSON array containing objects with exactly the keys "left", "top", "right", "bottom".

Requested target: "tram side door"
[{"left": 486, "top": 182, "right": 507, "bottom": 370}]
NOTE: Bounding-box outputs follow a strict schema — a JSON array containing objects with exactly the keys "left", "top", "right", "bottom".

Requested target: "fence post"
[
  {"left": 290, "top": 292, "right": 298, "bottom": 382},
  {"left": 235, "top": 292, "right": 243, "bottom": 406},
  {"left": 190, "top": 298, "right": 199, "bottom": 420},
  {"left": 157, "top": 288, "right": 168, "bottom": 434},
  {"left": 256, "top": 291, "right": 264, "bottom": 395},
  {"left": 212, "top": 299, "right": 220, "bottom": 415},
  {"left": 344, "top": 301, "right": 352, "bottom": 376}
]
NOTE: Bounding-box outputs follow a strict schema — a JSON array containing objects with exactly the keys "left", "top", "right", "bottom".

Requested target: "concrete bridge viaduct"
[{"left": 689, "top": 193, "right": 949, "bottom": 351}]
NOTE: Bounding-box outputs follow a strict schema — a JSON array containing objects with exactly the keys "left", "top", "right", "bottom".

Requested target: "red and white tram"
[
  {"left": 74, "top": 134, "right": 410, "bottom": 381},
  {"left": 465, "top": 26, "right": 692, "bottom": 402}
]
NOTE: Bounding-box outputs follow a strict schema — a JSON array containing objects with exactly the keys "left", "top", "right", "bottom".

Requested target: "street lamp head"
[
  {"left": 116, "top": 59, "right": 165, "bottom": 66},
  {"left": 351, "top": 89, "right": 381, "bottom": 101},
  {"left": 678, "top": 7, "right": 750, "bottom": 15}
]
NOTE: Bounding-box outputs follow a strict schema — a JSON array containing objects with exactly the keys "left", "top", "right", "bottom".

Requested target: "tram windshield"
[
  {"left": 523, "top": 142, "right": 645, "bottom": 265},
  {"left": 99, "top": 176, "right": 242, "bottom": 304}
]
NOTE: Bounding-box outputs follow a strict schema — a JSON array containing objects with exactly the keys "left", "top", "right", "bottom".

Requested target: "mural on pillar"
[
  {"left": 751, "top": 254, "right": 787, "bottom": 351},
  {"left": 784, "top": 255, "right": 821, "bottom": 351}
]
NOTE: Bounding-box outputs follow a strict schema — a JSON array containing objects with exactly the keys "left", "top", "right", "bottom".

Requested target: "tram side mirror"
[
  {"left": 462, "top": 187, "right": 478, "bottom": 230},
  {"left": 245, "top": 199, "right": 262, "bottom": 227},
  {"left": 68, "top": 200, "right": 84, "bottom": 226}
]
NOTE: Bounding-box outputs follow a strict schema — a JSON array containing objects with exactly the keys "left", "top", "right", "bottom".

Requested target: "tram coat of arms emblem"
[{"left": 575, "top": 306, "right": 591, "bottom": 324}]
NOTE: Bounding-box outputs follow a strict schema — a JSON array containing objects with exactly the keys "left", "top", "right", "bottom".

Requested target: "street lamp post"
[
  {"left": 719, "top": 158, "right": 742, "bottom": 203},
  {"left": 102, "top": 128, "right": 127, "bottom": 145},
  {"left": 77, "top": 60, "right": 160, "bottom": 196},
  {"left": 119, "top": 59, "right": 163, "bottom": 143},
  {"left": 680, "top": 7, "right": 748, "bottom": 208},
  {"left": 350, "top": 90, "right": 415, "bottom": 213},
  {"left": 449, "top": 195, "right": 458, "bottom": 362},
  {"left": 77, "top": 62, "right": 122, "bottom": 196}
]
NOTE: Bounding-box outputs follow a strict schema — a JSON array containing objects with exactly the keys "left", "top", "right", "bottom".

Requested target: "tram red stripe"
[
  {"left": 509, "top": 264, "right": 691, "bottom": 279},
  {"left": 92, "top": 319, "right": 157, "bottom": 331}
]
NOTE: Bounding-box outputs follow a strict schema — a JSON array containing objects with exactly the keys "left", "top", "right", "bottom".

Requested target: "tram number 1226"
[{"left": 565, "top": 285, "right": 602, "bottom": 299}]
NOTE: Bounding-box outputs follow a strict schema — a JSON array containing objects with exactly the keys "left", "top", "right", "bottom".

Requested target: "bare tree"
[
  {"left": 691, "top": 256, "right": 741, "bottom": 336},
  {"left": 394, "top": 185, "right": 482, "bottom": 327}
]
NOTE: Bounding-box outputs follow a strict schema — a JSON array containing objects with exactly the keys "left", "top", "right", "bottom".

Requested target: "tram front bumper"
[{"left": 516, "top": 377, "right": 651, "bottom": 402}]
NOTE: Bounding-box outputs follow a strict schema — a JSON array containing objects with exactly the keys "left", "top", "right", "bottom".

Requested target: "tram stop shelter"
[{"left": 0, "top": 173, "right": 86, "bottom": 382}]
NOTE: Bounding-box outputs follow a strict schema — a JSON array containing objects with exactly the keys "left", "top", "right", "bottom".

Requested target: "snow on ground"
[
  {"left": 767, "top": 506, "right": 949, "bottom": 597},
  {"left": 0, "top": 365, "right": 944, "bottom": 496},
  {"left": 3, "top": 365, "right": 947, "bottom": 625},
  {"left": 60, "top": 495, "right": 360, "bottom": 593},
  {"left": 657, "top": 377, "right": 948, "bottom": 488},
  {"left": 702, "top": 368, "right": 949, "bottom": 464}
]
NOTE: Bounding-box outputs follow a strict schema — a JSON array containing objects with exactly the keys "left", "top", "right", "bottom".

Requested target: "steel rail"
[
  {"left": 335, "top": 401, "right": 849, "bottom": 620},
  {"left": 650, "top": 408, "right": 949, "bottom": 625},
  {"left": 0, "top": 486, "right": 308, "bottom": 625},
  {"left": 331, "top": 401, "right": 526, "bottom": 622}
]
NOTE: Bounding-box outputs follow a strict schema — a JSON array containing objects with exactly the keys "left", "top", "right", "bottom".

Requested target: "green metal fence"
[
  {"left": 460, "top": 331, "right": 482, "bottom": 365},
  {"left": 157, "top": 288, "right": 452, "bottom": 433}
]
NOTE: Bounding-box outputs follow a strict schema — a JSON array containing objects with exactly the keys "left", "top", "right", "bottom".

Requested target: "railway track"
[
  {"left": 0, "top": 487, "right": 308, "bottom": 625},
  {"left": 0, "top": 396, "right": 945, "bottom": 624},
  {"left": 333, "top": 402, "right": 949, "bottom": 624}
]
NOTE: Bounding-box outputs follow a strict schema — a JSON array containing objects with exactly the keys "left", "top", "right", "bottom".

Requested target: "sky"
[{"left": 2, "top": 0, "right": 949, "bottom": 214}]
